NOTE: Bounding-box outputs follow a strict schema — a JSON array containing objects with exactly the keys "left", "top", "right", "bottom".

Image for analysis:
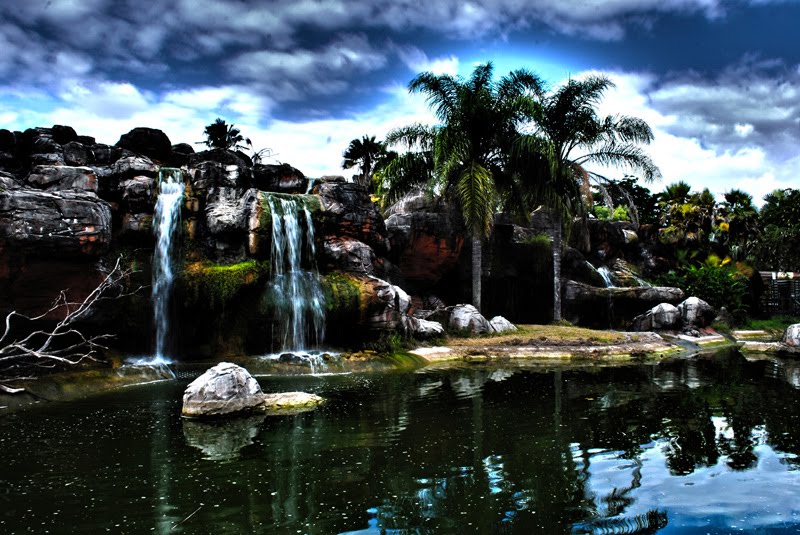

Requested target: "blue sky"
[{"left": 1, "top": 0, "right": 799, "bottom": 204}]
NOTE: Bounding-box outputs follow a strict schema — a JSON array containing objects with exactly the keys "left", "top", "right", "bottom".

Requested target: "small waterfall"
[
  {"left": 597, "top": 266, "right": 616, "bottom": 288},
  {"left": 266, "top": 195, "right": 325, "bottom": 354},
  {"left": 151, "top": 168, "right": 184, "bottom": 362}
]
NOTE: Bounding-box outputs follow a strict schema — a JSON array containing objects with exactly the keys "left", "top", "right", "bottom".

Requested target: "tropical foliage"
[
  {"left": 381, "top": 62, "right": 544, "bottom": 309},
  {"left": 342, "top": 135, "right": 394, "bottom": 191},
  {"left": 201, "top": 118, "right": 252, "bottom": 152}
]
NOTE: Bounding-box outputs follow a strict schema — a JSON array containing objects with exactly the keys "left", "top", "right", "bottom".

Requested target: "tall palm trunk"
[
  {"left": 472, "top": 233, "right": 482, "bottom": 311},
  {"left": 552, "top": 222, "right": 562, "bottom": 322}
]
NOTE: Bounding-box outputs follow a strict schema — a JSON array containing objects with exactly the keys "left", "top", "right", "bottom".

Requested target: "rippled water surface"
[{"left": 3, "top": 349, "right": 800, "bottom": 533}]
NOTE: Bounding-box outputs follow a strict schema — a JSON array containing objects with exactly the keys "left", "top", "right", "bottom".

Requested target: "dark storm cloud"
[{"left": 650, "top": 58, "right": 800, "bottom": 158}]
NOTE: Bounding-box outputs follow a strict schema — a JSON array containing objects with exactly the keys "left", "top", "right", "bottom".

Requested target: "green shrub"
[
  {"left": 657, "top": 263, "right": 749, "bottom": 319},
  {"left": 612, "top": 205, "right": 631, "bottom": 222},
  {"left": 593, "top": 205, "right": 611, "bottom": 220}
]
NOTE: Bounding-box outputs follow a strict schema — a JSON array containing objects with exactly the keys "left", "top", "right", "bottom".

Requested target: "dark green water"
[{"left": 2, "top": 350, "right": 800, "bottom": 534}]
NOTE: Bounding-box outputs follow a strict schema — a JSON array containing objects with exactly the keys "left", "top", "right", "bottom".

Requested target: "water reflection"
[
  {"left": 183, "top": 415, "right": 265, "bottom": 461},
  {"left": 2, "top": 349, "right": 800, "bottom": 533}
]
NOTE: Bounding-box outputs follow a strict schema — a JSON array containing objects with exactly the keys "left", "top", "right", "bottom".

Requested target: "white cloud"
[
  {"left": 571, "top": 70, "right": 798, "bottom": 206},
  {"left": 397, "top": 47, "right": 460, "bottom": 76}
]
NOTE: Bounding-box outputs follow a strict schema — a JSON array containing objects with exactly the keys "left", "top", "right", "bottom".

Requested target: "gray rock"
[
  {"left": 112, "top": 155, "right": 158, "bottom": 178},
  {"left": 205, "top": 187, "right": 257, "bottom": 238},
  {"left": 632, "top": 303, "right": 681, "bottom": 331},
  {"left": 27, "top": 165, "right": 97, "bottom": 192},
  {"left": 783, "top": 324, "right": 800, "bottom": 347},
  {"left": 182, "top": 362, "right": 265, "bottom": 417},
  {"left": 323, "top": 236, "right": 375, "bottom": 274},
  {"left": 63, "top": 141, "right": 89, "bottom": 166},
  {"left": 120, "top": 176, "right": 155, "bottom": 212},
  {"left": 489, "top": 316, "right": 517, "bottom": 333},
  {"left": 0, "top": 188, "right": 111, "bottom": 257},
  {"left": 449, "top": 304, "right": 491, "bottom": 334},
  {"left": 410, "top": 318, "right": 445, "bottom": 338},
  {"left": 253, "top": 163, "right": 307, "bottom": 194},
  {"left": 116, "top": 127, "right": 172, "bottom": 162},
  {"left": 678, "top": 297, "right": 716, "bottom": 329}
]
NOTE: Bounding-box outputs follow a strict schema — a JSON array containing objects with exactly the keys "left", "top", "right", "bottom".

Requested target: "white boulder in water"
[{"left": 182, "top": 362, "right": 323, "bottom": 417}]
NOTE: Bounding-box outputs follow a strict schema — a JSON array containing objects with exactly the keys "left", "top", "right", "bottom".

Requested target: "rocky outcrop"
[
  {"left": 116, "top": 127, "right": 172, "bottom": 163},
  {"left": 253, "top": 163, "right": 307, "bottom": 194},
  {"left": 385, "top": 190, "right": 463, "bottom": 291},
  {"left": 632, "top": 297, "right": 716, "bottom": 334},
  {"left": 0, "top": 188, "right": 111, "bottom": 257},
  {"left": 322, "top": 236, "right": 376, "bottom": 275},
  {"left": 316, "top": 177, "right": 388, "bottom": 254},
  {"left": 182, "top": 362, "right": 324, "bottom": 418},
  {"left": 27, "top": 165, "right": 97, "bottom": 192},
  {"left": 563, "top": 280, "right": 684, "bottom": 328}
]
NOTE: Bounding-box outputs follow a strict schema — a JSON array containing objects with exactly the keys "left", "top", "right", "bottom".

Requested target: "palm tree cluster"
[{"left": 344, "top": 63, "right": 661, "bottom": 316}]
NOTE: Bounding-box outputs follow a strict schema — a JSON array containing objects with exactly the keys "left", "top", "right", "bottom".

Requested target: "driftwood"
[{"left": 0, "top": 256, "right": 139, "bottom": 392}]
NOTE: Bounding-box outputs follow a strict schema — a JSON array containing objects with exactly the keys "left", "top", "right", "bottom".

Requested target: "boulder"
[
  {"left": 120, "top": 176, "right": 155, "bottom": 212},
  {"left": 119, "top": 213, "right": 153, "bottom": 242},
  {"left": 678, "top": 297, "right": 716, "bottom": 330},
  {"left": 0, "top": 188, "right": 111, "bottom": 257},
  {"left": 322, "top": 236, "right": 375, "bottom": 274},
  {"left": 489, "top": 316, "right": 517, "bottom": 333},
  {"left": 782, "top": 324, "right": 800, "bottom": 347},
  {"left": 112, "top": 156, "right": 158, "bottom": 179},
  {"left": 253, "top": 163, "right": 307, "bottom": 194},
  {"left": 182, "top": 362, "right": 265, "bottom": 417},
  {"left": 449, "top": 304, "right": 491, "bottom": 334},
  {"left": 63, "top": 141, "right": 89, "bottom": 166},
  {"left": 188, "top": 150, "right": 252, "bottom": 192},
  {"left": 90, "top": 143, "right": 122, "bottom": 165},
  {"left": 182, "top": 363, "right": 324, "bottom": 418},
  {"left": 410, "top": 317, "right": 445, "bottom": 338},
  {"left": 632, "top": 303, "right": 681, "bottom": 331},
  {"left": 116, "top": 127, "right": 172, "bottom": 163},
  {"left": 205, "top": 187, "right": 257, "bottom": 240},
  {"left": 26, "top": 165, "right": 97, "bottom": 192}
]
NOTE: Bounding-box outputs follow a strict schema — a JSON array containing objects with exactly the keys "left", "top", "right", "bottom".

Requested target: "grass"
[
  {"left": 738, "top": 315, "right": 799, "bottom": 333},
  {"left": 445, "top": 324, "right": 627, "bottom": 347}
]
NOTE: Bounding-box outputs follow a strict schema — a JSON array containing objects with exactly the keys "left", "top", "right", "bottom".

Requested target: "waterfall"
[
  {"left": 597, "top": 266, "right": 616, "bottom": 288},
  {"left": 266, "top": 195, "right": 325, "bottom": 353},
  {"left": 152, "top": 168, "right": 184, "bottom": 362}
]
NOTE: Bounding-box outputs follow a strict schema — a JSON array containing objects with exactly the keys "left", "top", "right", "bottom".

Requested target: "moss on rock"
[{"left": 182, "top": 260, "right": 270, "bottom": 308}]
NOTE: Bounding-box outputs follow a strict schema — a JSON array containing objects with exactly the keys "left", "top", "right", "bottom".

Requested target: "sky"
[{"left": 1, "top": 0, "right": 799, "bottom": 205}]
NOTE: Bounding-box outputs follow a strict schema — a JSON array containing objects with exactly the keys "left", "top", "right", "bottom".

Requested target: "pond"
[{"left": 2, "top": 349, "right": 800, "bottom": 534}]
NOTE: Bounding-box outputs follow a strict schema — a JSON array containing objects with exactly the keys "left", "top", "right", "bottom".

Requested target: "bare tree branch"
[{"left": 0, "top": 256, "right": 141, "bottom": 393}]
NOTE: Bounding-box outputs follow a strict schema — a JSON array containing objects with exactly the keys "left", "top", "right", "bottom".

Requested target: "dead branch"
[{"left": 0, "top": 256, "right": 142, "bottom": 392}]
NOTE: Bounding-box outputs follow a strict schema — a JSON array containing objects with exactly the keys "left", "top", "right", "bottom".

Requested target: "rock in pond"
[
  {"left": 449, "top": 304, "right": 491, "bottom": 334},
  {"left": 783, "top": 324, "right": 800, "bottom": 347},
  {"left": 181, "top": 362, "right": 323, "bottom": 418}
]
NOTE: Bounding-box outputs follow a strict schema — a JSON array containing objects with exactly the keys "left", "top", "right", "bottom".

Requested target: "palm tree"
[
  {"left": 718, "top": 189, "right": 759, "bottom": 262},
  {"left": 201, "top": 118, "right": 251, "bottom": 152},
  {"left": 514, "top": 75, "right": 661, "bottom": 321},
  {"left": 342, "top": 135, "right": 391, "bottom": 191},
  {"left": 384, "top": 63, "right": 543, "bottom": 311}
]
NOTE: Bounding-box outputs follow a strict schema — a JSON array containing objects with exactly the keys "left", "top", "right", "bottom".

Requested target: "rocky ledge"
[{"left": 181, "top": 362, "right": 323, "bottom": 418}]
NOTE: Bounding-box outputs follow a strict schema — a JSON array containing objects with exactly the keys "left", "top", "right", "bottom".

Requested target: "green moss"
[
  {"left": 182, "top": 260, "right": 269, "bottom": 307},
  {"left": 322, "top": 272, "right": 365, "bottom": 317}
]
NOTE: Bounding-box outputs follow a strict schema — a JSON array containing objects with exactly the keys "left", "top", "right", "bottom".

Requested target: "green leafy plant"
[
  {"left": 657, "top": 259, "right": 749, "bottom": 320},
  {"left": 612, "top": 205, "right": 630, "bottom": 222}
]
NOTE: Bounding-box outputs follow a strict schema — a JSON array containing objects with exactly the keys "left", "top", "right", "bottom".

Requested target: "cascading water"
[
  {"left": 151, "top": 168, "right": 184, "bottom": 362},
  {"left": 596, "top": 266, "right": 616, "bottom": 288},
  {"left": 266, "top": 194, "right": 326, "bottom": 357}
]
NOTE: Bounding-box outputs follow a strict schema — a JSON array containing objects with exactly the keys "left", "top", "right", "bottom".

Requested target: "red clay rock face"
[{"left": 398, "top": 233, "right": 463, "bottom": 286}]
